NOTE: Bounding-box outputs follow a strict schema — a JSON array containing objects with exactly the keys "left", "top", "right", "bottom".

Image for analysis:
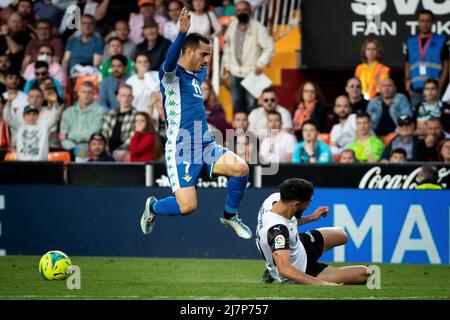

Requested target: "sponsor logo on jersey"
[{"left": 274, "top": 235, "right": 285, "bottom": 249}]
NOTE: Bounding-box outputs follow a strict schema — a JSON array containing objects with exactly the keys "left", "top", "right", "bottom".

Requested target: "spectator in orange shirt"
[{"left": 355, "top": 39, "right": 390, "bottom": 100}]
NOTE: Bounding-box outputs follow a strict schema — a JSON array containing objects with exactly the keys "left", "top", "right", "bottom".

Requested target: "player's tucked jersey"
[
  {"left": 159, "top": 63, "right": 214, "bottom": 150},
  {"left": 255, "top": 193, "right": 307, "bottom": 283}
]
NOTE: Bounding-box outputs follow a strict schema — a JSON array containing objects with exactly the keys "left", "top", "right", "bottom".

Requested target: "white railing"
[{"left": 255, "top": 0, "right": 301, "bottom": 38}]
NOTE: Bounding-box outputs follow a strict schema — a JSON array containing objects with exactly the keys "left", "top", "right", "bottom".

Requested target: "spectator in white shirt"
[
  {"left": 188, "top": 0, "right": 222, "bottom": 38},
  {"left": 2, "top": 70, "right": 28, "bottom": 130},
  {"left": 259, "top": 110, "right": 297, "bottom": 164},
  {"left": 126, "top": 53, "right": 160, "bottom": 112},
  {"left": 164, "top": 0, "right": 182, "bottom": 42},
  {"left": 248, "top": 86, "right": 293, "bottom": 139},
  {"left": 222, "top": 0, "right": 274, "bottom": 114},
  {"left": 15, "top": 105, "right": 50, "bottom": 161},
  {"left": 330, "top": 95, "right": 357, "bottom": 156}
]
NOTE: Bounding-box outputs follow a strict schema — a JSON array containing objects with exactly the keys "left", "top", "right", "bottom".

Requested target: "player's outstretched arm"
[
  {"left": 272, "top": 250, "right": 341, "bottom": 286},
  {"left": 297, "top": 206, "right": 329, "bottom": 226},
  {"left": 164, "top": 7, "right": 190, "bottom": 72}
]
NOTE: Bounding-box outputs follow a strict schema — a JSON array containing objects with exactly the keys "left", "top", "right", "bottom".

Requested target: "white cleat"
[
  {"left": 140, "top": 196, "right": 157, "bottom": 235},
  {"left": 220, "top": 215, "right": 252, "bottom": 239}
]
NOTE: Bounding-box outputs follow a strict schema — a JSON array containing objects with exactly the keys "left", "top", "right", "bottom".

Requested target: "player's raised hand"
[
  {"left": 309, "top": 206, "right": 329, "bottom": 222},
  {"left": 179, "top": 7, "right": 191, "bottom": 33}
]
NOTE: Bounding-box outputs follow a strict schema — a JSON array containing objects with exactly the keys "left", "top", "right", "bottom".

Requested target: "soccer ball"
[{"left": 39, "top": 250, "right": 72, "bottom": 280}]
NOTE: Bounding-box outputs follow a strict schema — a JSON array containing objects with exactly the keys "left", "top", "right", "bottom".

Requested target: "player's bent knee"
[
  {"left": 340, "top": 228, "right": 349, "bottom": 245},
  {"left": 178, "top": 201, "right": 197, "bottom": 215},
  {"left": 234, "top": 162, "right": 249, "bottom": 177}
]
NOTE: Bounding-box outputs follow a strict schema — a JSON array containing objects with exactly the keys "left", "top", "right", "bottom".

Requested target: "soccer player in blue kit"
[{"left": 140, "top": 8, "right": 252, "bottom": 239}]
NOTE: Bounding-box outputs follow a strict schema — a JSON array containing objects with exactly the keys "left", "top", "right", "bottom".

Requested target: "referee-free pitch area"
[{"left": 0, "top": 256, "right": 449, "bottom": 300}]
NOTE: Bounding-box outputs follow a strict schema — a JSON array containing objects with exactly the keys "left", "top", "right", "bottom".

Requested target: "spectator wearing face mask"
[{"left": 22, "top": 44, "right": 66, "bottom": 92}]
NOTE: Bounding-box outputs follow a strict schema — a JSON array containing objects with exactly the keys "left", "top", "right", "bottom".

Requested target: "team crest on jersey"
[
  {"left": 183, "top": 173, "right": 192, "bottom": 182},
  {"left": 274, "top": 235, "right": 285, "bottom": 249}
]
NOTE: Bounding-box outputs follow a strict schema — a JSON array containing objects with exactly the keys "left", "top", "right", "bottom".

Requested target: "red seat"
[
  {"left": 318, "top": 133, "right": 331, "bottom": 145},
  {"left": 48, "top": 151, "right": 71, "bottom": 163}
]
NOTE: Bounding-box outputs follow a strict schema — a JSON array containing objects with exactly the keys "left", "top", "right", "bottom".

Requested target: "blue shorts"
[{"left": 165, "top": 141, "right": 229, "bottom": 192}]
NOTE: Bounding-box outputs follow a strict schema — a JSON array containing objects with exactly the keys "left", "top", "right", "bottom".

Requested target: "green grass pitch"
[{"left": 0, "top": 256, "right": 449, "bottom": 300}]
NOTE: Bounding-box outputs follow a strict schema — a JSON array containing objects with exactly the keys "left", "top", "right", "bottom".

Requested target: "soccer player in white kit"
[{"left": 256, "top": 178, "right": 371, "bottom": 285}]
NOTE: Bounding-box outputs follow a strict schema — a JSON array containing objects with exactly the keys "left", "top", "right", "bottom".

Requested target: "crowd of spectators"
[{"left": 0, "top": 1, "right": 449, "bottom": 166}]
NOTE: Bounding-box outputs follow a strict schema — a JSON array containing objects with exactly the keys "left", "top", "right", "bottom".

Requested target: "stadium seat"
[
  {"left": 333, "top": 154, "right": 340, "bottom": 163},
  {"left": 318, "top": 133, "right": 331, "bottom": 145},
  {"left": 382, "top": 132, "right": 397, "bottom": 146},
  {"left": 4, "top": 151, "right": 17, "bottom": 161},
  {"left": 48, "top": 151, "right": 71, "bottom": 163}
]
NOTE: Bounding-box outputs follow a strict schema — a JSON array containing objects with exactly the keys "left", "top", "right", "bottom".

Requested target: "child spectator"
[
  {"left": 130, "top": 112, "right": 161, "bottom": 162},
  {"left": 15, "top": 105, "right": 49, "bottom": 161},
  {"left": 339, "top": 149, "right": 357, "bottom": 164},
  {"left": 348, "top": 111, "right": 384, "bottom": 163},
  {"left": 389, "top": 148, "right": 407, "bottom": 163}
]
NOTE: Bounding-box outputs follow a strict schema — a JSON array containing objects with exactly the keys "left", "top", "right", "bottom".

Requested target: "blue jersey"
[
  {"left": 158, "top": 32, "right": 227, "bottom": 192},
  {"left": 159, "top": 32, "right": 214, "bottom": 149}
]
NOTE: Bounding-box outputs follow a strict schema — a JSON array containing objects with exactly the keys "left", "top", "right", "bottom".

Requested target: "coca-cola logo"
[{"left": 359, "top": 166, "right": 450, "bottom": 189}]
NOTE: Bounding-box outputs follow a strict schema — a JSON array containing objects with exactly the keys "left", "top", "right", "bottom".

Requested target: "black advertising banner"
[
  {"left": 259, "top": 163, "right": 450, "bottom": 189},
  {"left": 301, "top": 0, "right": 450, "bottom": 69}
]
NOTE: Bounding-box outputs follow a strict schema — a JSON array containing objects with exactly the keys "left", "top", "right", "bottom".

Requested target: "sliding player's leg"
[
  {"left": 316, "top": 265, "right": 370, "bottom": 285},
  {"left": 316, "top": 227, "right": 370, "bottom": 284},
  {"left": 211, "top": 149, "right": 252, "bottom": 239}
]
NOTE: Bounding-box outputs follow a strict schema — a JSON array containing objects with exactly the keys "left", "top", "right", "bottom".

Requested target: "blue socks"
[
  {"left": 152, "top": 174, "right": 248, "bottom": 218},
  {"left": 152, "top": 196, "right": 182, "bottom": 216},
  {"left": 223, "top": 175, "right": 248, "bottom": 218}
]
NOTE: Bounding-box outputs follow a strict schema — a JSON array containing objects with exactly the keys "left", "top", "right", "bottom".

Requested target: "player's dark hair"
[
  {"left": 279, "top": 178, "right": 314, "bottom": 203},
  {"left": 356, "top": 110, "right": 371, "bottom": 121},
  {"left": 391, "top": 148, "right": 407, "bottom": 158},
  {"left": 182, "top": 33, "right": 210, "bottom": 54},
  {"left": 418, "top": 9, "right": 434, "bottom": 21},
  {"left": 111, "top": 54, "right": 128, "bottom": 67}
]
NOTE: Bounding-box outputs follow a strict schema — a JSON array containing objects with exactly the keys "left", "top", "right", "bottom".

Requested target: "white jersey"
[{"left": 255, "top": 192, "right": 307, "bottom": 283}]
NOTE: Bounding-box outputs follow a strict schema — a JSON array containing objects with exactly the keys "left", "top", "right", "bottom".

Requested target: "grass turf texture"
[{"left": 0, "top": 256, "right": 449, "bottom": 300}]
